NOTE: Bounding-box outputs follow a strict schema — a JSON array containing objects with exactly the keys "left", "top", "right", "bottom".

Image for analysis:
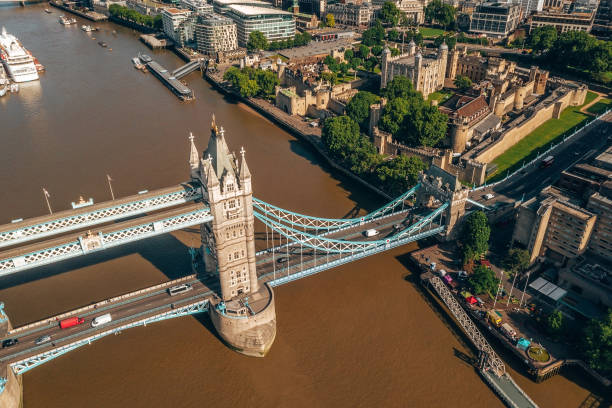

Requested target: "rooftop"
[
  {"left": 164, "top": 7, "right": 190, "bottom": 14},
  {"left": 228, "top": 4, "right": 293, "bottom": 16},
  {"left": 213, "top": 0, "right": 270, "bottom": 5}
]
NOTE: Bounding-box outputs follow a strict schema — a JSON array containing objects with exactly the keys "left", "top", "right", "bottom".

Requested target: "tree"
[
  {"left": 468, "top": 265, "right": 499, "bottom": 295},
  {"left": 453, "top": 75, "right": 472, "bottom": 91},
  {"left": 344, "top": 49, "right": 354, "bottom": 60},
  {"left": 399, "top": 99, "right": 448, "bottom": 147},
  {"left": 237, "top": 75, "right": 259, "bottom": 98},
  {"left": 364, "top": 56, "right": 378, "bottom": 72},
  {"left": 433, "top": 33, "right": 456, "bottom": 49},
  {"left": 324, "top": 54, "right": 340, "bottom": 72},
  {"left": 379, "top": 97, "right": 411, "bottom": 135},
  {"left": 358, "top": 44, "right": 370, "bottom": 59},
  {"left": 371, "top": 45, "right": 383, "bottom": 56},
  {"left": 425, "top": 0, "right": 455, "bottom": 29},
  {"left": 339, "top": 62, "right": 350, "bottom": 76},
  {"left": 529, "top": 26, "right": 557, "bottom": 54},
  {"left": 581, "top": 311, "right": 612, "bottom": 374},
  {"left": 380, "top": 1, "right": 401, "bottom": 26},
  {"left": 325, "top": 13, "right": 335, "bottom": 28},
  {"left": 345, "top": 91, "right": 380, "bottom": 132},
  {"left": 361, "top": 21, "right": 385, "bottom": 46},
  {"left": 503, "top": 248, "right": 530, "bottom": 274},
  {"left": 390, "top": 48, "right": 401, "bottom": 57},
  {"left": 375, "top": 155, "right": 425, "bottom": 195},
  {"left": 255, "top": 69, "right": 279, "bottom": 98},
  {"left": 320, "top": 71, "right": 339, "bottom": 85},
  {"left": 388, "top": 29, "right": 400, "bottom": 42},
  {"left": 462, "top": 211, "right": 490, "bottom": 262},
  {"left": 247, "top": 31, "right": 268, "bottom": 51},
  {"left": 546, "top": 310, "right": 565, "bottom": 336},
  {"left": 321, "top": 116, "right": 361, "bottom": 162},
  {"left": 381, "top": 75, "right": 416, "bottom": 100},
  {"left": 350, "top": 57, "right": 362, "bottom": 70}
]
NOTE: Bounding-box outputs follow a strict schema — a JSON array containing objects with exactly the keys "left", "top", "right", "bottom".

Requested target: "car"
[
  {"left": 393, "top": 224, "right": 402, "bottom": 230},
  {"left": 277, "top": 257, "right": 289, "bottom": 263},
  {"left": 458, "top": 270, "right": 468, "bottom": 280},
  {"left": 34, "top": 335, "right": 51, "bottom": 345},
  {"left": 2, "top": 338, "right": 18, "bottom": 348},
  {"left": 483, "top": 193, "right": 495, "bottom": 200}
]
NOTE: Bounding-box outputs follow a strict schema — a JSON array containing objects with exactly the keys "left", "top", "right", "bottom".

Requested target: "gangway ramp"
[{"left": 172, "top": 60, "right": 202, "bottom": 79}]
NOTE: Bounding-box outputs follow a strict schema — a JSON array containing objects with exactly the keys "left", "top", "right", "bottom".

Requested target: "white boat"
[
  {"left": 132, "top": 57, "right": 145, "bottom": 70},
  {"left": 59, "top": 16, "right": 77, "bottom": 25},
  {"left": 10, "top": 83, "right": 18, "bottom": 93},
  {"left": 44, "top": 8, "right": 52, "bottom": 14},
  {"left": 81, "top": 25, "right": 93, "bottom": 32},
  {"left": 0, "top": 27, "right": 39, "bottom": 83},
  {"left": 0, "top": 86, "right": 6, "bottom": 97}
]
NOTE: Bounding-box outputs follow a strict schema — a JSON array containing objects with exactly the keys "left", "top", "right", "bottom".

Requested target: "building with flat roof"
[
  {"left": 180, "top": 0, "right": 213, "bottom": 15},
  {"left": 470, "top": 2, "right": 521, "bottom": 38},
  {"left": 212, "top": 0, "right": 272, "bottom": 14},
  {"left": 161, "top": 8, "right": 195, "bottom": 46},
  {"left": 194, "top": 14, "right": 238, "bottom": 55},
  {"left": 298, "top": 0, "right": 326, "bottom": 18},
  {"left": 226, "top": 5, "right": 296, "bottom": 46},
  {"left": 325, "top": 1, "right": 375, "bottom": 26},
  {"left": 372, "top": 0, "right": 425, "bottom": 24},
  {"left": 519, "top": 0, "right": 544, "bottom": 19},
  {"left": 529, "top": 10, "right": 595, "bottom": 32}
]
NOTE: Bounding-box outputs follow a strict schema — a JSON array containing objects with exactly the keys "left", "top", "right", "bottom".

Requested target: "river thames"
[{"left": 0, "top": 4, "right": 604, "bottom": 407}]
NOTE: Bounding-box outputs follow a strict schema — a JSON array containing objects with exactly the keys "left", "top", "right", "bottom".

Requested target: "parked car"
[
  {"left": 35, "top": 335, "right": 51, "bottom": 345},
  {"left": 2, "top": 338, "right": 18, "bottom": 348}
]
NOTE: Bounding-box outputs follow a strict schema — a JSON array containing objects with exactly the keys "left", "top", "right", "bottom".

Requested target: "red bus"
[
  {"left": 540, "top": 156, "right": 554, "bottom": 168},
  {"left": 59, "top": 316, "right": 85, "bottom": 329}
]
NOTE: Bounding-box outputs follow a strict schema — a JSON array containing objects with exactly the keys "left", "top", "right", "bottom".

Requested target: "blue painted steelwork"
[
  {"left": 0, "top": 186, "right": 201, "bottom": 249},
  {"left": 0, "top": 376, "right": 6, "bottom": 394},
  {"left": 253, "top": 203, "right": 448, "bottom": 254},
  {"left": 0, "top": 207, "right": 213, "bottom": 277},
  {"left": 252, "top": 184, "right": 420, "bottom": 230},
  {"left": 266, "top": 226, "right": 445, "bottom": 287},
  {"left": 466, "top": 198, "right": 490, "bottom": 210},
  {"left": 8, "top": 299, "right": 209, "bottom": 376}
]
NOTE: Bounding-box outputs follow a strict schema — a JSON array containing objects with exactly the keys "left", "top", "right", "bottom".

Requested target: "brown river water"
[{"left": 0, "top": 5, "right": 605, "bottom": 407}]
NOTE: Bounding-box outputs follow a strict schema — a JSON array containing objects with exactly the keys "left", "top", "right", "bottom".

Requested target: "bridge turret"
[{"left": 189, "top": 132, "right": 199, "bottom": 180}]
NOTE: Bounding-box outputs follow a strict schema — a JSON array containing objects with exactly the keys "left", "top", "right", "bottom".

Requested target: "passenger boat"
[
  {"left": 59, "top": 16, "right": 76, "bottom": 25},
  {"left": 139, "top": 54, "right": 152, "bottom": 63},
  {"left": 0, "top": 27, "right": 39, "bottom": 83},
  {"left": 132, "top": 57, "right": 145, "bottom": 70},
  {"left": 44, "top": 8, "right": 52, "bottom": 13},
  {"left": 98, "top": 41, "right": 107, "bottom": 48},
  {"left": 81, "top": 25, "right": 93, "bottom": 32},
  {"left": 10, "top": 83, "right": 18, "bottom": 93}
]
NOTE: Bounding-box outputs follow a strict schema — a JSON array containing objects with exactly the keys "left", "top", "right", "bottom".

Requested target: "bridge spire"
[
  {"left": 239, "top": 146, "right": 251, "bottom": 184},
  {"left": 188, "top": 132, "right": 199, "bottom": 180}
]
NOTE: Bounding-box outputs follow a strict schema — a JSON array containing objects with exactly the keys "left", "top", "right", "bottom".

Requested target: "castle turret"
[
  {"left": 381, "top": 46, "right": 392, "bottom": 89},
  {"left": 408, "top": 39, "right": 416, "bottom": 56}
]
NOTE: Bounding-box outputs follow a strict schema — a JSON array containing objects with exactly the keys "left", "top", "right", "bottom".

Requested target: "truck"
[
  {"left": 91, "top": 313, "right": 112, "bottom": 328},
  {"left": 364, "top": 229, "right": 379, "bottom": 237},
  {"left": 487, "top": 310, "right": 502, "bottom": 327},
  {"left": 59, "top": 316, "right": 85, "bottom": 329},
  {"left": 540, "top": 156, "right": 554, "bottom": 168},
  {"left": 501, "top": 323, "right": 517, "bottom": 340}
]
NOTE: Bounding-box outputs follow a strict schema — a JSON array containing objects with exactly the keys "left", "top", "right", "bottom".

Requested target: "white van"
[
  {"left": 364, "top": 229, "right": 379, "bottom": 237},
  {"left": 91, "top": 313, "right": 112, "bottom": 328},
  {"left": 484, "top": 193, "right": 495, "bottom": 200},
  {"left": 168, "top": 283, "right": 193, "bottom": 296}
]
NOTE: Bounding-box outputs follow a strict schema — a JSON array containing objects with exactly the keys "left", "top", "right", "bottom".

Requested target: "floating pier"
[{"left": 146, "top": 61, "right": 194, "bottom": 101}]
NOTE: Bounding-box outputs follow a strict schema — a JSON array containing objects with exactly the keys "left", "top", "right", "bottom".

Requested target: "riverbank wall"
[
  {"left": 49, "top": 1, "right": 107, "bottom": 21},
  {"left": 109, "top": 16, "right": 156, "bottom": 33},
  {"left": 204, "top": 70, "right": 392, "bottom": 201}
]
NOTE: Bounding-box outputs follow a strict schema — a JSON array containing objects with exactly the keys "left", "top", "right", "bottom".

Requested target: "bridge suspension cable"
[
  {"left": 252, "top": 183, "right": 420, "bottom": 231},
  {"left": 253, "top": 202, "right": 448, "bottom": 254}
]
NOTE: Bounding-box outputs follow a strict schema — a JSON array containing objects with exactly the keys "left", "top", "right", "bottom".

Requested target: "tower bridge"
[{"left": 0, "top": 117, "right": 487, "bottom": 407}]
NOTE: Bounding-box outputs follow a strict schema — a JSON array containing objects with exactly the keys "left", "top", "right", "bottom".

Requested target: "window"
[{"left": 228, "top": 253, "right": 232, "bottom": 261}]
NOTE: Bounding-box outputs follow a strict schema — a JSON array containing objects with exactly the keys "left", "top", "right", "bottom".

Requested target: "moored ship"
[{"left": 0, "top": 27, "right": 39, "bottom": 83}]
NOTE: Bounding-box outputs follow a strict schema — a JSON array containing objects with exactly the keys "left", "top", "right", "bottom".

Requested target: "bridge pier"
[{"left": 209, "top": 284, "right": 276, "bottom": 357}]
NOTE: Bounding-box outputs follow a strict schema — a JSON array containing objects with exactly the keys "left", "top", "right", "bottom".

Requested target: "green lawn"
[
  {"left": 418, "top": 27, "right": 445, "bottom": 38},
  {"left": 586, "top": 98, "right": 612, "bottom": 115},
  {"left": 486, "top": 91, "right": 598, "bottom": 181},
  {"left": 428, "top": 90, "right": 453, "bottom": 105}
]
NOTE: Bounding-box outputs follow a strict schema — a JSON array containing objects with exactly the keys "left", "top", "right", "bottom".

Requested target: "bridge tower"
[
  {"left": 190, "top": 116, "right": 276, "bottom": 357},
  {"left": 415, "top": 165, "right": 469, "bottom": 239}
]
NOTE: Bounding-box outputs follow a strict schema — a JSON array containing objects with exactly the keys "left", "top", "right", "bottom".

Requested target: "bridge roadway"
[
  {"left": 0, "top": 202, "right": 211, "bottom": 277},
  {"left": 0, "top": 206, "right": 440, "bottom": 373},
  {"left": 0, "top": 184, "right": 200, "bottom": 250}
]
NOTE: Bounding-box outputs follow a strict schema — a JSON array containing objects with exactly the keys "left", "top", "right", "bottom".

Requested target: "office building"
[
  {"left": 470, "top": 2, "right": 521, "bottom": 38},
  {"left": 161, "top": 8, "right": 195, "bottom": 46},
  {"left": 195, "top": 14, "right": 238, "bottom": 55},
  {"left": 226, "top": 5, "right": 296, "bottom": 46},
  {"left": 325, "top": 1, "right": 375, "bottom": 26}
]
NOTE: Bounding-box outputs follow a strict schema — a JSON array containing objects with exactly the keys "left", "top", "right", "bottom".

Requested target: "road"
[{"left": 470, "top": 111, "right": 612, "bottom": 205}]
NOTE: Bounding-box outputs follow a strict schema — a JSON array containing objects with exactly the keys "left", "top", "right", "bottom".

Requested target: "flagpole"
[
  {"left": 42, "top": 188, "right": 52, "bottom": 215},
  {"left": 107, "top": 174, "right": 115, "bottom": 200}
]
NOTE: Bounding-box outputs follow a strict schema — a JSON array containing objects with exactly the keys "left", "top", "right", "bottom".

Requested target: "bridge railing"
[
  {"left": 9, "top": 274, "right": 198, "bottom": 336},
  {"left": 472, "top": 108, "right": 610, "bottom": 192}
]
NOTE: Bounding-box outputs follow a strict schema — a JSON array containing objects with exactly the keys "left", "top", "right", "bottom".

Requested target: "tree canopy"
[
  {"left": 109, "top": 4, "right": 161, "bottom": 28},
  {"left": 545, "top": 30, "right": 611, "bottom": 75},
  {"left": 425, "top": 0, "right": 456, "bottom": 28},
  {"left": 462, "top": 211, "right": 490, "bottom": 262},
  {"left": 375, "top": 155, "right": 425, "bottom": 196},
  {"left": 529, "top": 26, "right": 557, "bottom": 54},
  {"left": 380, "top": 1, "right": 401, "bottom": 26},
  {"left": 325, "top": 13, "right": 335, "bottom": 28},
  {"left": 381, "top": 76, "right": 418, "bottom": 100},
  {"left": 223, "top": 66, "right": 279, "bottom": 99},
  {"left": 502, "top": 248, "right": 530, "bottom": 274},
  {"left": 453, "top": 75, "right": 472, "bottom": 91},
  {"left": 345, "top": 91, "right": 380, "bottom": 132},
  {"left": 468, "top": 265, "right": 499, "bottom": 295},
  {"left": 581, "top": 311, "right": 612, "bottom": 374},
  {"left": 361, "top": 21, "right": 385, "bottom": 46},
  {"left": 433, "top": 33, "right": 456, "bottom": 49},
  {"left": 247, "top": 31, "right": 268, "bottom": 51}
]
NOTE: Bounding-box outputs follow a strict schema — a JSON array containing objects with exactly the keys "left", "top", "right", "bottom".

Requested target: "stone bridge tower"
[
  {"left": 190, "top": 116, "right": 276, "bottom": 357},
  {"left": 415, "top": 165, "right": 469, "bottom": 239}
]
